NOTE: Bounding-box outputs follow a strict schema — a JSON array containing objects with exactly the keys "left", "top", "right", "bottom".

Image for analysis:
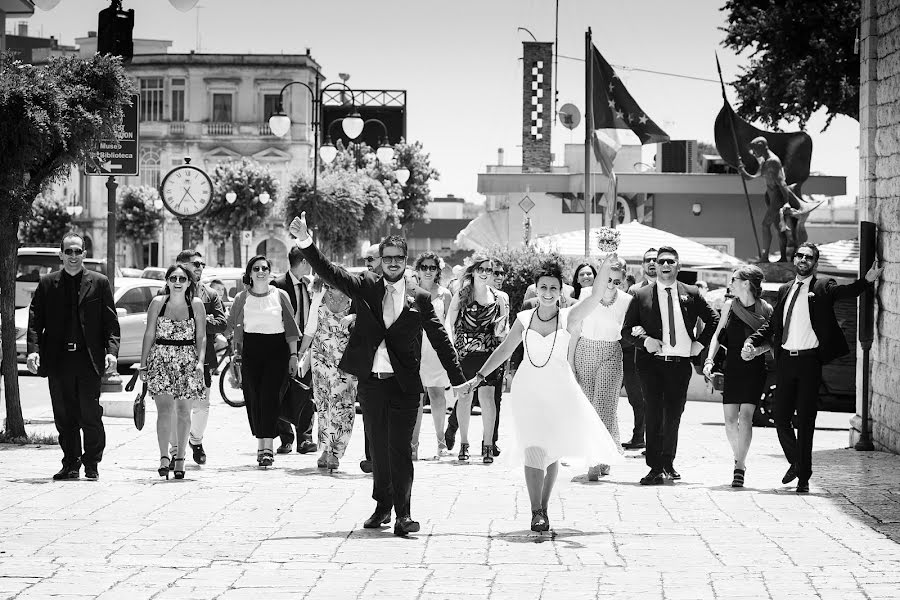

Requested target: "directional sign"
[
  {"left": 241, "top": 230, "right": 253, "bottom": 245},
  {"left": 86, "top": 93, "right": 140, "bottom": 176}
]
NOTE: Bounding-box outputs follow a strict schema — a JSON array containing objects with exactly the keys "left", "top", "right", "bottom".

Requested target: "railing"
[
  {"left": 169, "top": 122, "right": 185, "bottom": 135},
  {"left": 258, "top": 123, "right": 272, "bottom": 136},
  {"left": 205, "top": 122, "right": 234, "bottom": 136}
]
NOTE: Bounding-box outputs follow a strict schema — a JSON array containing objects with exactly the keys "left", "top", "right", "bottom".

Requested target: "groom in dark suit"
[
  {"left": 290, "top": 213, "right": 466, "bottom": 536},
  {"left": 621, "top": 246, "right": 718, "bottom": 485},
  {"left": 743, "top": 242, "right": 882, "bottom": 493}
]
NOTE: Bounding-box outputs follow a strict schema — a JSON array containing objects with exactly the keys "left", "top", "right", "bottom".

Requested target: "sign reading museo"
[{"left": 86, "top": 93, "right": 140, "bottom": 177}]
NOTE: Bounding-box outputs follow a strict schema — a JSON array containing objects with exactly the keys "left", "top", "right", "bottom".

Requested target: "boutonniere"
[
  {"left": 680, "top": 294, "right": 689, "bottom": 303},
  {"left": 406, "top": 295, "right": 418, "bottom": 310},
  {"left": 807, "top": 292, "right": 816, "bottom": 298}
]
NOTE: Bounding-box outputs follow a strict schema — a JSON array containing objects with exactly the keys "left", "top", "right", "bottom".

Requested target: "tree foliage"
[
  {"left": 204, "top": 158, "right": 279, "bottom": 266},
  {"left": 721, "top": 0, "right": 859, "bottom": 129},
  {"left": 19, "top": 194, "right": 72, "bottom": 245},
  {"left": 116, "top": 185, "right": 164, "bottom": 263},
  {"left": 0, "top": 52, "right": 134, "bottom": 437}
]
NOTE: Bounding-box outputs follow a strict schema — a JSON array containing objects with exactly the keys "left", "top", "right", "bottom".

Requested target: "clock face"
[{"left": 160, "top": 165, "right": 213, "bottom": 218}]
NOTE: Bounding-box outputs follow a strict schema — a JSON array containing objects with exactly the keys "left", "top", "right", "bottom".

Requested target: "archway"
[{"left": 256, "top": 238, "right": 288, "bottom": 274}]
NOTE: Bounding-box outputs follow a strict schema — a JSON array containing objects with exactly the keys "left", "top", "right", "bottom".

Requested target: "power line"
[{"left": 555, "top": 53, "right": 720, "bottom": 84}]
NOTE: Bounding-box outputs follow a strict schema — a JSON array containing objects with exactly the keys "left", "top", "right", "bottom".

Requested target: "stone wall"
[{"left": 859, "top": 0, "right": 900, "bottom": 452}]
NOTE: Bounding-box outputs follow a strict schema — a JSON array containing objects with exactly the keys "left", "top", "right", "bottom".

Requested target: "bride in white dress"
[{"left": 463, "top": 256, "right": 622, "bottom": 532}]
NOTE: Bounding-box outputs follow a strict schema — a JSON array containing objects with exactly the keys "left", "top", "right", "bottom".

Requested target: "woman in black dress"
[{"left": 703, "top": 265, "right": 772, "bottom": 488}]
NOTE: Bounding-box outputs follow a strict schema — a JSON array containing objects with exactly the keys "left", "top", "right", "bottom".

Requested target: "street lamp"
[
  {"left": 320, "top": 117, "right": 398, "bottom": 170},
  {"left": 65, "top": 204, "right": 84, "bottom": 217}
]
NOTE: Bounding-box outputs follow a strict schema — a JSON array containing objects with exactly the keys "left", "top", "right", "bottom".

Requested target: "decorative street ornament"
[
  {"left": 523, "top": 216, "right": 532, "bottom": 245},
  {"left": 33, "top": 0, "right": 62, "bottom": 10},
  {"left": 518, "top": 195, "right": 535, "bottom": 214},
  {"left": 169, "top": 0, "right": 200, "bottom": 12}
]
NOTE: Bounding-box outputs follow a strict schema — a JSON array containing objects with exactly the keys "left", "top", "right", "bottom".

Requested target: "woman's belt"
[{"left": 156, "top": 339, "right": 194, "bottom": 346}]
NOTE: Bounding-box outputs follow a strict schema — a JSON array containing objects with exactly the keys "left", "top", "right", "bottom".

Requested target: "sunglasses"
[
  {"left": 643, "top": 257, "right": 657, "bottom": 263},
  {"left": 795, "top": 252, "right": 816, "bottom": 261},
  {"left": 418, "top": 264, "right": 438, "bottom": 272},
  {"left": 191, "top": 260, "right": 206, "bottom": 269},
  {"left": 381, "top": 255, "right": 407, "bottom": 264},
  {"left": 609, "top": 279, "right": 622, "bottom": 286},
  {"left": 657, "top": 258, "right": 677, "bottom": 265},
  {"left": 474, "top": 266, "right": 493, "bottom": 274},
  {"left": 364, "top": 256, "right": 377, "bottom": 263},
  {"left": 252, "top": 265, "right": 271, "bottom": 272},
  {"left": 168, "top": 275, "right": 188, "bottom": 283},
  {"left": 493, "top": 271, "right": 505, "bottom": 277},
  {"left": 63, "top": 248, "right": 84, "bottom": 256}
]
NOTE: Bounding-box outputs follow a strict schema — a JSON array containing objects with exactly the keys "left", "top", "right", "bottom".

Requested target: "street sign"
[
  {"left": 518, "top": 195, "right": 535, "bottom": 213},
  {"left": 241, "top": 230, "right": 253, "bottom": 245},
  {"left": 86, "top": 93, "right": 140, "bottom": 176}
]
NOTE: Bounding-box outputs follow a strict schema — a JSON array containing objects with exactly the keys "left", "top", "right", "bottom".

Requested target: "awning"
[
  {"left": 531, "top": 221, "right": 745, "bottom": 268},
  {"left": 817, "top": 238, "right": 859, "bottom": 276},
  {"left": 454, "top": 210, "right": 510, "bottom": 252}
]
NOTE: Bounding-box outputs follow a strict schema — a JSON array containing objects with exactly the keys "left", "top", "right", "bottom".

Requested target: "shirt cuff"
[{"left": 296, "top": 237, "right": 313, "bottom": 249}]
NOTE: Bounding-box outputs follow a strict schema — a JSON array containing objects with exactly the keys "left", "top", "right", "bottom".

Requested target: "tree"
[
  {"left": 204, "top": 158, "right": 279, "bottom": 267},
  {"left": 0, "top": 52, "right": 134, "bottom": 438},
  {"left": 721, "top": 0, "right": 859, "bottom": 129},
  {"left": 19, "top": 194, "right": 72, "bottom": 245},
  {"left": 116, "top": 185, "right": 164, "bottom": 268},
  {"left": 372, "top": 140, "right": 439, "bottom": 232},
  {"left": 283, "top": 167, "right": 392, "bottom": 260}
]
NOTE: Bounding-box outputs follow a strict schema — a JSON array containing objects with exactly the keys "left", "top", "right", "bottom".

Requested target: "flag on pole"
[{"left": 589, "top": 44, "right": 669, "bottom": 224}]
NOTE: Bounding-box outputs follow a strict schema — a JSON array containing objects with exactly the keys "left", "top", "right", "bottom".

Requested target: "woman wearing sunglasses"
[
  {"left": 567, "top": 254, "right": 631, "bottom": 480},
  {"left": 227, "top": 255, "right": 302, "bottom": 468},
  {"left": 140, "top": 265, "right": 207, "bottom": 480},
  {"left": 445, "top": 254, "right": 508, "bottom": 463}
]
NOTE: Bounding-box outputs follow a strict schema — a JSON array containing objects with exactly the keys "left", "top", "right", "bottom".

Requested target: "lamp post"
[{"left": 318, "top": 117, "right": 409, "bottom": 184}]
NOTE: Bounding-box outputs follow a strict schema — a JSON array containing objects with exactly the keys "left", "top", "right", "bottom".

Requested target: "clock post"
[{"left": 159, "top": 157, "right": 214, "bottom": 256}]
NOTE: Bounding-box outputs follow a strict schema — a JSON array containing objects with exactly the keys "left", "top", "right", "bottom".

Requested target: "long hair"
[
  {"left": 162, "top": 264, "right": 196, "bottom": 303},
  {"left": 458, "top": 253, "right": 491, "bottom": 307},
  {"left": 734, "top": 264, "right": 765, "bottom": 300},
  {"left": 414, "top": 251, "right": 445, "bottom": 285},
  {"left": 570, "top": 263, "right": 597, "bottom": 299}
]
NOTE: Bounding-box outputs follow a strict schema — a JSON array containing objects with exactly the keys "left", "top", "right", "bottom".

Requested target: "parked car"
[
  {"left": 15, "top": 247, "right": 122, "bottom": 309},
  {"left": 121, "top": 267, "right": 144, "bottom": 278},
  {"left": 17, "top": 276, "right": 165, "bottom": 369},
  {"left": 140, "top": 266, "right": 167, "bottom": 280}
]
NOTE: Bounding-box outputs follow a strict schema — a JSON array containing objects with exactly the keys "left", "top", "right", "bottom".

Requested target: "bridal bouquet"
[{"left": 595, "top": 226, "right": 621, "bottom": 253}]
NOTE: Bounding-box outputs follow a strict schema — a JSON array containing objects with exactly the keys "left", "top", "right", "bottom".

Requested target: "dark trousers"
[
  {"left": 622, "top": 347, "right": 645, "bottom": 443},
  {"left": 277, "top": 370, "right": 315, "bottom": 446},
  {"left": 241, "top": 333, "right": 288, "bottom": 439},
  {"left": 47, "top": 350, "right": 104, "bottom": 468},
  {"left": 638, "top": 358, "right": 692, "bottom": 471},
  {"left": 358, "top": 375, "right": 419, "bottom": 518},
  {"left": 774, "top": 353, "right": 821, "bottom": 482}
]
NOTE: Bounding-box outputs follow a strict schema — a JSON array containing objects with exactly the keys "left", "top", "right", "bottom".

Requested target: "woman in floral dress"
[
  {"left": 300, "top": 278, "right": 357, "bottom": 470},
  {"left": 140, "top": 264, "right": 207, "bottom": 480}
]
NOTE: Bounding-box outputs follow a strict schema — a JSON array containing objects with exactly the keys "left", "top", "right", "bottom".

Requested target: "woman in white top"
[
  {"left": 227, "top": 255, "right": 301, "bottom": 468},
  {"left": 568, "top": 255, "right": 632, "bottom": 480}
]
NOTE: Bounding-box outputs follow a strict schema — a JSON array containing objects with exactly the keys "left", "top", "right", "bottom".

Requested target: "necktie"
[
  {"left": 383, "top": 283, "right": 397, "bottom": 328},
  {"left": 665, "top": 287, "right": 677, "bottom": 347},
  {"left": 781, "top": 281, "right": 803, "bottom": 344}
]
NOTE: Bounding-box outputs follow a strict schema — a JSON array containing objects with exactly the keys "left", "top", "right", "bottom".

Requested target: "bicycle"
[{"left": 214, "top": 337, "right": 245, "bottom": 408}]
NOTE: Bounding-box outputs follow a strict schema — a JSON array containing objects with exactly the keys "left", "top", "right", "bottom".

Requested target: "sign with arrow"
[{"left": 86, "top": 93, "right": 140, "bottom": 177}]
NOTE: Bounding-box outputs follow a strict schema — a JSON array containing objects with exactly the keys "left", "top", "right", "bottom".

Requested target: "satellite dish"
[{"left": 558, "top": 103, "right": 581, "bottom": 130}]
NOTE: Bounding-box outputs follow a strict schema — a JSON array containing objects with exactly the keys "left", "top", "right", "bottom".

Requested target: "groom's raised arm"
[{"left": 290, "top": 212, "right": 367, "bottom": 298}]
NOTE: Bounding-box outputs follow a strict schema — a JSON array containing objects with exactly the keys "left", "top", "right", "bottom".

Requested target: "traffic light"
[{"left": 97, "top": 1, "right": 134, "bottom": 63}]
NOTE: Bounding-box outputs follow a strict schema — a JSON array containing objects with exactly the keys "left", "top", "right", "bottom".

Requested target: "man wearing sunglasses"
[
  {"left": 289, "top": 212, "right": 466, "bottom": 537},
  {"left": 621, "top": 246, "right": 719, "bottom": 486},
  {"left": 742, "top": 243, "right": 883, "bottom": 493},
  {"left": 174, "top": 250, "right": 227, "bottom": 465},
  {"left": 27, "top": 233, "right": 121, "bottom": 481}
]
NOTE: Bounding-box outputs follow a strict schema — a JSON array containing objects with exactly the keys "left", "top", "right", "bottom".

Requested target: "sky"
[{"left": 11, "top": 0, "right": 860, "bottom": 205}]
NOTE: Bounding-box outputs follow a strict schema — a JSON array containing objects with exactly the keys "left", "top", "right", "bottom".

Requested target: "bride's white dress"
[{"left": 506, "top": 308, "right": 624, "bottom": 470}]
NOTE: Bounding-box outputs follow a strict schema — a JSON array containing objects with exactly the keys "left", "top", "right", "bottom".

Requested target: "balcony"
[
  {"left": 258, "top": 123, "right": 272, "bottom": 136},
  {"left": 205, "top": 122, "right": 234, "bottom": 136},
  {"left": 169, "top": 122, "right": 186, "bottom": 135}
]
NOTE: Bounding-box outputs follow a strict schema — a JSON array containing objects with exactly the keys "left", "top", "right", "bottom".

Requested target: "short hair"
[
  {"left": 243, "top": 255, "right": 270, "bottom": 285},
  {"left": 288, "top": 245, "right": 305, "bottom": 268},
  {"left": 176, "top": 249, "right": 199, "bottom": 264},
  {"left": 533, "top": 260, "right": 564, "bottom": 287},
  {"left": 796, "top": 242, "right": 819, "bottom": 262},
  {"left": 734, "top": 264, "right": 765, "bottom": 300},
  {"left": 60, "top": 232, "right": 85, "bottom": 250},
  {"left": 414, "top": 251, "right": 444, "bottom": 284},
  {"left": 656, "top": 246, "right": 679, "bottom": 260},
  {"left": 625, "top": 274, "right": 636, "bottom": 287},
  {"left": 611, "top": 257, "right": 627, "bottom": 272},
  {"left": 208, "top": 278, "right": 224, "bottom": 287},
  {"left": 379, "top": 234, "right": 408, "bottom": 257},
  {"left": 643, "top": 247, "right": 658, "bottom": 260}
]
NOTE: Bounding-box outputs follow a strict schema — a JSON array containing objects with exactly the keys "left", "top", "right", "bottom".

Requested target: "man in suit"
[
  {"left": 290, "top": 213, "right": 466, "bottom": 536},
  {"left": 357, "top": 244, "right": 382, "bottom": 473},
  {"left": 621, "top": 246, "right": 718, "bottom": 485},
  {"left": 621, "top": 248, "right": 658, "bottom": 450},
  {"left": 26, "top": 233, "right": 120, "bottom": 480},
  {"left": 743, "top": 242, "right": 882, "bottom": 493},
  {"left": 175, "top": 250, "right": 227, "bottom": 464},
  {"left": 271, "top": 246, "right": 318, "bottom": 455}
]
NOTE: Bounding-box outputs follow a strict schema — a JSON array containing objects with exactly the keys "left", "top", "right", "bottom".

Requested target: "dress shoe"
[
  {"left": 796, "top": 480, "right": 809, "bottom": 493},
  {"left": 363, "top": 509, "right": 392, "bottom": 529},
  {"left": 444, "top": 427, "right": 456, "bottom": 451},
  {"left": 359, "top": 459, "right": 373, "bottom": 474},
  {"left": 782, "top": 465, "right": 798, "bottom": 485},
  {"left": 84, "top": 465, "right": 99, "bottom": 480},
  {"left": 622, "top": 439, "right": 646, "bottom": 450},
  {"left": 189, "top": 442, "right": 207, "bottom": 465},
  {"left": 640, "top": 469, "right": 666, "bottom": 485},
  {"left": 52, "top": 461, "right": 81, "bottom": 481},
  {"left": 297, "top": 440, "right": 318, "bottom": 454},
  {"left": 663, "top": 466, "right": 681, "bottom": 480},
  {"left": 587, "top": 465, "right": 600, "bottom": 481},
  {"left": 276, "top": 443, "right": 293, "bottom": 455},
  {"left": 393, "top": 516, "right": 420, "bottom": 536}
]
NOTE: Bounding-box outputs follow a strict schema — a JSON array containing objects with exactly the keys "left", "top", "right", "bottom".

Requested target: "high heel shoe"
[
  {"left": 530, "top": 509, "right": 549, "bottom": 532},
  {"left": 169, "top": 447, "right": 177, "bottom": 471},
  {"left": 259, "top": 450, "right": 274, "bottom": 468},
  {"left": 732, "top": 467, "right": 746, "bottom": 488},
  {"left": 173, "top": 458, "right": 186, "bottom": 480},
  {"left": 481, "top": 444, "right": 493, "bottom": 464},
  {"left": 158, "top": 456, "right": 171, "bottom": 479},
  {"left": 458, "top": 443, "right": 470, "bottom": 461}
]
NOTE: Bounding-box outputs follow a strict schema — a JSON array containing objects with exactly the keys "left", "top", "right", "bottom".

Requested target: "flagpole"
[
  {"left": 716, "top": 53, "right": 763, "bottom": 260},
  {"left": 584, "top": 27, "right": 593, "bottom": 257}
]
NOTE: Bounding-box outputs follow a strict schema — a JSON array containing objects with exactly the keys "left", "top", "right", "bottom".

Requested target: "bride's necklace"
[
  {"left": 524, "top": 309, "right": 558, "bottom": 368},
  {"left": 535, "top": 305, "right": 558, "bottom": 322}
]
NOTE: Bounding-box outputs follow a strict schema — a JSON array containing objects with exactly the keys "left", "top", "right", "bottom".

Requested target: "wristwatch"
[{"left": 475, "top": 372, "right": 486, "bottom": 384}]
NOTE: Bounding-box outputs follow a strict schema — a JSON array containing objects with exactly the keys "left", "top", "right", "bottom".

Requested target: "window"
[
  {"left": 171, "top": 78, "right": 186, "bottom": 121},
  {"left": 263, "top": 94, "right": 281, "bottom": 120},
  {"left": 212, "top": 93, "right": 233, "bottom": 122},
  {"left": 140, "top": 152, "right": 160, "bottom": 188},
  {"left": 116, "top": 287, "right": 152, "bottom": 315},
  {"left": 140, "top": 77, "right": 164, "bottom": 122}
]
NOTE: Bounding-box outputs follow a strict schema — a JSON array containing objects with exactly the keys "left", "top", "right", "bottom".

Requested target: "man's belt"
[
  {"left": 783, "top": 348, "right": 818, "bottom": 357},
  {"left": 652, "top": 354, "right": 689, "bottom": 363},
  {"left": 370, "top": 372, "right": 395, "bottom": 379},
  {"left": 65, "top": 342, "right": 79, "bottom": 352}
]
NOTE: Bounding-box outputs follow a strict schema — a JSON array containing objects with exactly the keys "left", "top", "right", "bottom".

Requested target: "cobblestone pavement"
[{"left": 1, "top": 385, "right": 899, "bottom": 600}]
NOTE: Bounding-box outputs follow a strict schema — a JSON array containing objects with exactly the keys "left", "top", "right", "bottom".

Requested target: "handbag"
[{"left": 125, "top": 371, "right": 147, "bottom": 431}]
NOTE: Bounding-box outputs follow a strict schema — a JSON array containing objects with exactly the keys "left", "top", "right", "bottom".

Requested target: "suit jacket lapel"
[
  {"left": 649, "top": 283, "right": 663, "bottom": 335},
  {"left": 78, "top": 271, "right": 93, "bottom": 305}
]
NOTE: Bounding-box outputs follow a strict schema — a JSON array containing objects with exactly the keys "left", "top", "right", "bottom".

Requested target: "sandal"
[
  {"left": 732, "top": 467, "right": 745, "bottom": 488},
  {"left": 158, "top": 456, "right": 171, "bottom": 479},
  {"left": 530, "top": 509, "right": 549, "bottom": 532},
  {"left": 259, "top": 450, "right": 274, "bottom": 468},
  {"left": 173, "top": 458, "right": 186, "bottom": 480}
]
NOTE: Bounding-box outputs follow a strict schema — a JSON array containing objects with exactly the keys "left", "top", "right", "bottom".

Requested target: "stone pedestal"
[{"left": 755, "top": 261, "right": 796, "bottom": 284}]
